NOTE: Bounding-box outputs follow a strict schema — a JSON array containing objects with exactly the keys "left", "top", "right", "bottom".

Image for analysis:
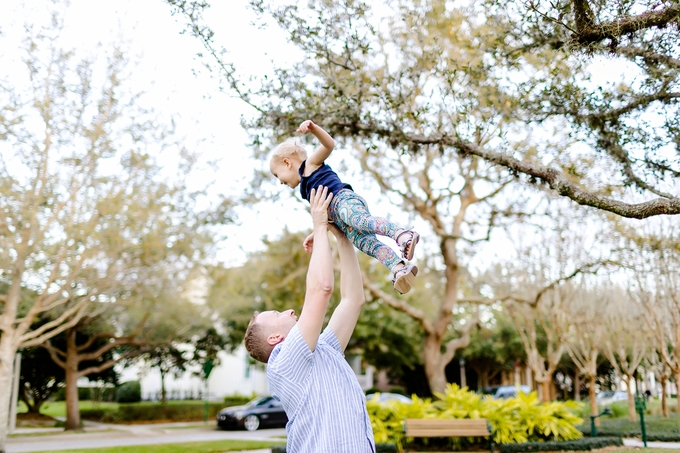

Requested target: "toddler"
[{"left": 270, "top": 120, "right": 420, "bottom": 294}]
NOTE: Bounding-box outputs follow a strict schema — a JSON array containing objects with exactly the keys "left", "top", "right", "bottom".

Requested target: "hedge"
[
  {"left": 498, "top": 437, "right": 623, "bottom": 453},
  {"left": 53, "top": 386, "right": 116, "bottom": 402},
  {"left": 116, "top": 381, "right": 141, "bottom": 403},
  {"left": 271, "top": 444, "right": 397, "bottom": 453},
  {"left": 81, "top": 402, "right": 226, "bottom": 423},
  {"left": 579, "top": 415, "right": 680, "bottom": 441}
]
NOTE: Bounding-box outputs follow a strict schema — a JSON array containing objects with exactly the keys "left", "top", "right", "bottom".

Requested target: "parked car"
[
  {"left": 217, "top": 396, "right": 287, "bottom": 431},
  {"left": 596, "top": 391, "right": 628, "bottom": 405},
  {"left": 366, "top": 392, "right": 413, "bottom": 404},
  {"left": 481, "top": 385, "right": 531, "bottom": 399}
]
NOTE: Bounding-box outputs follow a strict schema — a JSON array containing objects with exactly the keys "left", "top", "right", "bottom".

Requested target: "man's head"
[
  {"left": 244, "top": 309, "right": 298, "bottom": 363},
  {"left": 269, "top": 138, "right": 307, "bottom": 188}
]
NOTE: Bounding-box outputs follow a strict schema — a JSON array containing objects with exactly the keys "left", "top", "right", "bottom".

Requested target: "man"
[{"left": 244, "top": 186, "right": 375, "bottom": 452}]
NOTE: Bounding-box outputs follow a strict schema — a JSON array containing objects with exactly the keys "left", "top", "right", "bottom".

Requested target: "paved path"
[
  {"left": 623, "top": 438, "right": 680, "bottom": 449},
  {"left": 6, "top": 421, "right": 286, "bottom": 453}
]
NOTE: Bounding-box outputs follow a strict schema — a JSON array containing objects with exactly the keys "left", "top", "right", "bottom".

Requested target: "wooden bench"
[{"left": 402, "top": 418, "right": 494, "bottom": 453}]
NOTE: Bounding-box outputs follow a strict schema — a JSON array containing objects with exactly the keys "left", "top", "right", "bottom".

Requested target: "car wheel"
[{"left": 244, "top": 415, "right": 260, "bottom": 431}]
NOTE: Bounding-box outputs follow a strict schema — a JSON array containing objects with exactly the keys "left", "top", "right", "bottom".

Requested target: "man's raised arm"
[
  {"left": 297, "top": 186, "right": 334, "bottom": 352},
  {"left": 327, "top": 224, "right": 364, "bottom": 352}
]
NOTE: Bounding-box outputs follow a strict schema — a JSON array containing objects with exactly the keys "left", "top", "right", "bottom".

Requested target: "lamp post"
[
  {"left": 590, "top": 408, "right": 611, "bottom": 437},
  {"left": 459, "top": 357, "right": 466, "bottom": 388},
  {"left": 634, "top": 396, "right": 648, "bottom": 447},
  {"left": 203, "top": 359, "right": 214, "bottom": 423}
]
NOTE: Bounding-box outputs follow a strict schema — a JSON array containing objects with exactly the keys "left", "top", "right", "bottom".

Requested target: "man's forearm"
[
  {"left": 306, "top": 226, "right": 334, "bottom": 296},
  {"left": 336, "top": 235, "right": 363, "bottom": 305}
]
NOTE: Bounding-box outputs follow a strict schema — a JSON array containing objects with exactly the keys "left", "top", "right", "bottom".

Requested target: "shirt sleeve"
[
  {"left": 268, "top": 324, "right": 314, "bottom": 383},
  {"left": 319, "top": 326, "right": 343, "bottom": 355}
]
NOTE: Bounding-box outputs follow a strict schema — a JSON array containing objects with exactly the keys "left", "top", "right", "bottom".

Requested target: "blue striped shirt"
[{"left": 267, "top": 324, "right": 375, "bottom": 453}]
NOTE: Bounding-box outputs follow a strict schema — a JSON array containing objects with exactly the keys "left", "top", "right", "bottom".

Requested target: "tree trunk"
[
  {"left": 540, "top": 379, "right": 551, "bottom": 403},
  {"left": 160, "top": 368, "right": 167, "bottom": 404},
  {"left": 0, "top": 336, "right": 16, "bottom": 453},
  {"left": 423, "top": 337, "right": 448, "bottom": 394},
  {"left": 625, "top": 376, "right": 636, "bottom": 422},
  {"left": 675, "top": 372, "right": 680, "bottom": 429},
  {"left": 589, "top": 374, "right": 599, "bottom": 426},
  {"left": 64, "top": 329, "right": 81, "bottom": 431},
  {"left": 661, "top": 377, "right": 668, "bottom": 418},
  {"left": 574, "top": 373, "right": 581, "bottom": 401}
]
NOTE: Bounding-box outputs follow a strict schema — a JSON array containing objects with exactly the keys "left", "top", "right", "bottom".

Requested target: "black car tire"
[{"left": 244, "top": 414, "right": 260, "bottom": 431}]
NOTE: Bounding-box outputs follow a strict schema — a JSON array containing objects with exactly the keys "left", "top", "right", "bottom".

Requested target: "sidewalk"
[
  {"left": 623, "top": 438, "right": 680, "bottom": 449},
  {"left": 6, "top": 421, "right": 286, "bottom": 453}
]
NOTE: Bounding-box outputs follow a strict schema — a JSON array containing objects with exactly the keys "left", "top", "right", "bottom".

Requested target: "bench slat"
[
  {"left": 407, "top": 428, "right": 491, "bottom": 437},
  {"left": 404, "top": 419, "right": 491, "bottom": 437}
]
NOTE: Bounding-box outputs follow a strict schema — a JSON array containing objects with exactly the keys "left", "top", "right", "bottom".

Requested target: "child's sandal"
[
  {"left": 392, "top": 264, "right": 418, "bottom": 295},
  {"left": 396, "top": 228, "right": 420, "bottom": 261}
]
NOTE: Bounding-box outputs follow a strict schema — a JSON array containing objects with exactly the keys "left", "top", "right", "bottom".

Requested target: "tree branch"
[
  {"left": 362, "top": 272, "right": 434, "bottom": 334},
  {"left": 572, "top": 3, "right": 680, "bottom": 46}
]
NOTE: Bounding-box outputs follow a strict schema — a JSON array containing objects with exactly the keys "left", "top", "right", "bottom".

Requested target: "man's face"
[{"left": 257, "top": 309, "right": 298, "bottom": 345}]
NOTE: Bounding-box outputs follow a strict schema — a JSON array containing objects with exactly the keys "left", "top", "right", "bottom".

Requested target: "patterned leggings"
[{"left": 329, "top": 190, "right": 404, "bottom": 272}]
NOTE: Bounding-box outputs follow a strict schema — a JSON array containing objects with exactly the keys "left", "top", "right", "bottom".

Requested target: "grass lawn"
[{"left": 30, "top": 440, "right": 284, "bottom": 453}]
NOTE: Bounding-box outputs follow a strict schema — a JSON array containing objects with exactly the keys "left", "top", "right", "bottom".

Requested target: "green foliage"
[
  {"left": 81, "top": 402, "right": 225, "bottom": 423},
  {"left": 223, "top": 395, "right": 253, "bottom": 407},
  {"left": 115, "top": 381, "right": 142, "bottom": 404},
  {"left": 271, "top": 444, "right": 397, "bottom": 453},
  {"left": 578, "top": 414, "right": 680, "bottom": 440},
  {"left": 367, "top": 385, "right": 584, "bottom": 446},
  {"left": 53, "top": 387, "right": 116, "bottom": 402},
  {"left": 498, "top": 436, "right": 623, "bottom": 453}
]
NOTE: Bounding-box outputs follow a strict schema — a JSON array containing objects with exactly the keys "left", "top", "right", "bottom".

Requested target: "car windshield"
[{"left": 247, "top": 397, "right": 272, "bottom": 407}]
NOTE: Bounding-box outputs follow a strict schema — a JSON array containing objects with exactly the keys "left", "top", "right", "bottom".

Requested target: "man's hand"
[
  {"left": 303, "top": 223, "right": 346, "bottom": 254},
  {"left": 297, "top": 119, "right": 316, "bottom": 134},
  {"left": 309, "top": 186, "right": 333, "bottom": 229}
]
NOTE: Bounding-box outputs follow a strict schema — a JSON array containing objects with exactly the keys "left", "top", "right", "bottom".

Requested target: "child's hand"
[
  {"left": 303, "top": 233, "right": 314, "bottom": 254},
  {"left": 297, "top": 120, "right": 316, "bottom": 134}
]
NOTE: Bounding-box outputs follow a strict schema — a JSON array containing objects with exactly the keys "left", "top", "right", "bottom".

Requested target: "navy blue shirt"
[{"left": 298, "top": 161, "right": 353, "bottom": 201}]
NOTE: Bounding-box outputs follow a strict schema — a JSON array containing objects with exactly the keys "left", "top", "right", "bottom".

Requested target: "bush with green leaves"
[
  {"left": 81, "top": 402, "right": 225, "bottom": 422},
  {"left": 115, "top": 381, "right": 142, "bottom": 403},
  {"left": 498, "top": 436, "right": 622, "bottom": 453},
  {"left": 367, "top": 384, "right": 584, "bottom": 447}
]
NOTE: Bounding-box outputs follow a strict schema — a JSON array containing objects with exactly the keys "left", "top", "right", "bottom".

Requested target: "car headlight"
[{"left": 234, "top": 411, "right": 246, "bottom": 420}]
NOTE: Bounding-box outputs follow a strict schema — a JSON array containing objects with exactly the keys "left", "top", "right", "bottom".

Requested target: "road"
[{"left": 6, "top": 422, "right": 286, "bottom": 453}]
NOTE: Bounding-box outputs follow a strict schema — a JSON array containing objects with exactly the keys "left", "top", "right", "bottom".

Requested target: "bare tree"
[
  {"left": 602, "top": 293, "right": 649, "bottom": 422},
  {"left": 0, "top": 6, "right": 222, "bottom": 447},
  {"left": 564, "top": 290, "right": 607, "bottom": 425},
  {"left": 647, "top": 348, "right": 673, "bottom": 418}
]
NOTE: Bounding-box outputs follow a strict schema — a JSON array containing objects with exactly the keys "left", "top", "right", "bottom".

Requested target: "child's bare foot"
[
  {"left": 396, "top": 228, "right": 420, "bottom": 261},
  {"left": 392, "top": 263, "right": 418, "bottom": 295}
]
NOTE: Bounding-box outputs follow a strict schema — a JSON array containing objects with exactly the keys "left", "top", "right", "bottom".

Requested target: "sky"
[
  {"left": 1, "top": 0, "right": 321, "bottom": 264},
  {"left": 0, "top": 0, "right": 635, "bottom": 271}
]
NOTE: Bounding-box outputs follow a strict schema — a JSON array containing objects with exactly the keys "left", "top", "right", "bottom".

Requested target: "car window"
[{"left": 248, "top": 397, "right": 272, "bottom": 407}]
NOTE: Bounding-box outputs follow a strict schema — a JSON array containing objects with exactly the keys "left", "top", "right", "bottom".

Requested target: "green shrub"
[
  {"left": 368, "top": 384, "right": 584, "bottom": 447},
  {"left": 271, "top": 444, "right": 397, "bottom": 453},
  {"left": 53, "top": 386, "right": 116, "bottom": 402},
  {"left": 81, "top": 402, "right": 226, "bottom": 422},
  {"left": 498, "top": 436, "right": 622, "bottom": 453},
  {"left": 116, "top": 381, "right": 141, "bottom": 403},
  {"left": 223, "top": 394, "right": 252, "bottom": 407}
]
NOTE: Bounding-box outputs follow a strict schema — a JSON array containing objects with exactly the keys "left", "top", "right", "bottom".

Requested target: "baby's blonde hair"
[{"left": 271, "top": 137, "right": 307, "bottom": 163}]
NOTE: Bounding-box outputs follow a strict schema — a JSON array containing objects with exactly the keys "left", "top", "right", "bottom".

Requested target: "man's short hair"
[{"left": 244, "top": 312, "right": 274, "bottom": 363}]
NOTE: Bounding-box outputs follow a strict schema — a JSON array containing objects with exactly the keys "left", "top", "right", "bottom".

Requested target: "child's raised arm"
[{"left": 297, "top": 120, "right": 335, "bottom": 170}]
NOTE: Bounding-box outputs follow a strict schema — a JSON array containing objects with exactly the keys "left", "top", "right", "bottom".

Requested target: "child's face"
[{"left": 270, "top": 158, "right": 300, "bottom": 188}]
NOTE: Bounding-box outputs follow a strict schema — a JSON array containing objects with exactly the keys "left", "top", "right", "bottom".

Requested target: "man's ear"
[{"left": 267, "top": 332, "right": 285, "bottom": 346}]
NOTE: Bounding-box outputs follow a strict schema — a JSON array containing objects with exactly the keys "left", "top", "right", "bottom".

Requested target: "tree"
[
  {"left": 562, "top": 290, "right": 606, "bottom": 425},
  {"left": 602, "top": 293, "right": 649, "bottom": 422},
  {"left": 628, "top": 220, "right": 680, "bottom": 427},
  {"left": 462, "top": 307, "right": 525, "bottom": 390},
  {"left": 18, "top": 345, "right": 65, "bottom": 414},
  {"left": 0, "top": 5, "right": 225, "bottom": 446},
  {"left": 168, "top": 0, "right": 680, "bottom": 219},
  {"left": 43, "top": 316, "right": 144, "bottom": 429}
]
